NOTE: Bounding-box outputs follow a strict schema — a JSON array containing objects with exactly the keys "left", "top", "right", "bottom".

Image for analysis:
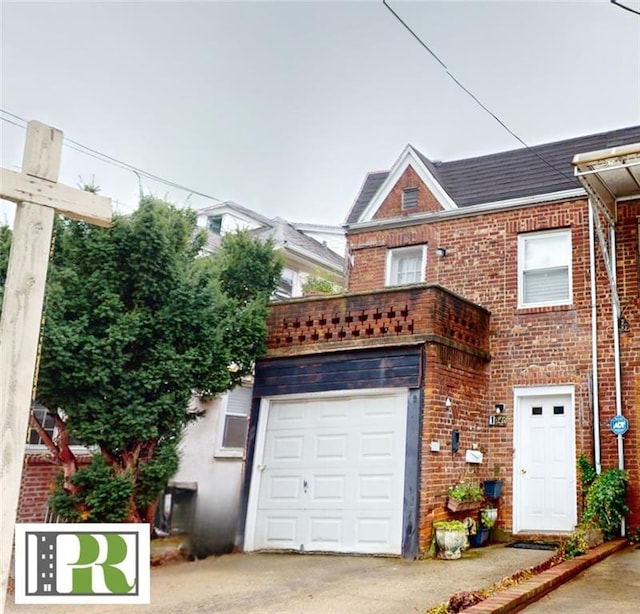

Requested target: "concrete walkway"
[
  {"left": 5, "top": 544, "right": 553, "bottom": 614},
  {"left": 6, "top": 540, "right": 634, "bottom": 613},
  {"left": 466, "top": 539, "right": 631, "bottom": 613},
  {"left": 519, "top": 541, "right": 639, "bottom": 614}
]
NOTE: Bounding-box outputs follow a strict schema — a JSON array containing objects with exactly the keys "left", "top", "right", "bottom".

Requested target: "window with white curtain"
[
  {"left": 518, "top": 229, "right": 572, "bottom": 307},
  {"left": 386, "top": 245, "right": 426, "bottom": 286}
]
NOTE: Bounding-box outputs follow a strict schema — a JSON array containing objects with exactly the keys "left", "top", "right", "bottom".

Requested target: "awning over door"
[
  {"left": 572, "top": 142, "right": 640, "bottom": 223},
  {"left": 572, "top": 142, "right": 640, "bottom": 314}
]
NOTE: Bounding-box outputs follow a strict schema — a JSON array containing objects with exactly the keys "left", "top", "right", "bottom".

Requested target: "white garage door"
[{"left": 245, "top": 390, "right": 408, "bottom": 555}]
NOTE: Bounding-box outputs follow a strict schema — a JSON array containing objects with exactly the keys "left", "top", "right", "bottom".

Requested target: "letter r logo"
[{"left": 70, "top": 534, "right": 135, "bottom": 594}]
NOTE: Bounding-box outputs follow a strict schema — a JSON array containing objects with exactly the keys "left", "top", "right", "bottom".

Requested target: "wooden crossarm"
[{"left": 1, "top": 167, "right": 112, "bottom": 227}]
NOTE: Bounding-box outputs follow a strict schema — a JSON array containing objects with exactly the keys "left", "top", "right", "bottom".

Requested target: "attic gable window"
[
  {"left": 518, "top": 229, "right": 572, "bottom": 308},
  {"left": 402, "top": 187, "right": 419, "bottom": 210},
  {"left": 386, "top": 245, "right": 426, "bottom": 286}
]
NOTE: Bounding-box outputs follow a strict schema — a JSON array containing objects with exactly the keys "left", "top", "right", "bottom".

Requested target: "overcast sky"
[{"left": 1, "top": 0, "right": 639, "bottom": 228}]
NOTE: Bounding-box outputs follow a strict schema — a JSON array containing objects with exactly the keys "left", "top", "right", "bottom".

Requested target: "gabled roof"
[
  {"left": 345, "top": 125, "right": 640, "bottom": 225},
  {"left": 252, "top": 217, "right": 344, "bottom": 272},
  {"left": 197, "top": 202, "right": 343, "bottom": 272},
  {"left": 199, "top": 200, "right": 273, "bottom": 229}
]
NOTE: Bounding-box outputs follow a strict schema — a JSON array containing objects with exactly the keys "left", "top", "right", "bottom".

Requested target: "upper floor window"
[
  {"left": 518, "top": 229, "right": 572, "bottom": 308},
  {"left": 386, "top": 245, "right": 426, "bottom": 286},
  {"left": 207, "top": 215, "right": 223, "bottom": 235},
  {"left": 273, "top": 267, "right": 297, "bottom": 300},
  {"left": 402, "top": 187, "right": 419, "bottom": 210}
]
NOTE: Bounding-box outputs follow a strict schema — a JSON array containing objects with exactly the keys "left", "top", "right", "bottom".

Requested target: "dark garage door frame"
[{"left": 238, "top": 345, "right": 424, "bottom": 559}]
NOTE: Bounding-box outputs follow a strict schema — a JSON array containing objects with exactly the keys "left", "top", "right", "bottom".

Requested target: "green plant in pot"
[
  {"left": 447, "top": 482, "right": 484, "bottom": 512},
  {"left": 481, "top": 508, "right": 497, "bottom": 529},
  {"left": 434, "top": 520, "right": 467, "bottom": 559}
]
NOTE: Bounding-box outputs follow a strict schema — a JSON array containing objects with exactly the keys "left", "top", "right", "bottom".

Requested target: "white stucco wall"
[{"left": 172, "top": 391, "right": 249, "bottom": 557}]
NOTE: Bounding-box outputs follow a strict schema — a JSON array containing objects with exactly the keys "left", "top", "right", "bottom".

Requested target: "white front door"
[
  {"left": 514, "top": 389, "right": 576, "bottom": 533},
  {"left": 245, "top": 390, "right": 408, "bottom": 555}
]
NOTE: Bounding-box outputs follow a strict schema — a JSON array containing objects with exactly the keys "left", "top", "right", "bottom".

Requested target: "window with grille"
[
  {"left": 518, "top": 229, "right": 572, "bottom": 307},
  {"left": 402, "top": 187, "right": 419, "bottom": 210},
  {"left": 386, "top": 245, "right": 426, "bottom": 286},
  {"left": 26, "top": 404, "right": 56, "bottom": 446}
]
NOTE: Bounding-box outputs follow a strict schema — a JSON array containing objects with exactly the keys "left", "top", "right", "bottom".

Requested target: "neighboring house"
[
  {"left": 167, "top": 384, "right": 253, "bottom": 556},
  {"left": 17, "top": 402, "right": 91, "bottom": 523},
  {"left": 197, "top": 201, "right": 345, "bottom": 298},
  {"left": 166, "top": 203, "right": 345, "bottom": 556},
  {"left": 237, "top": 125, "right": 640, "bottom": 559},
  {"left": 290, "top": 221, "right": 346, "bottom": 256}
]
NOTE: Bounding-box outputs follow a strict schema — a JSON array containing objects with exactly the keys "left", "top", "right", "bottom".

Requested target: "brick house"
[{"left": 240, "top": 126, "right": 640, "bottom": 559}]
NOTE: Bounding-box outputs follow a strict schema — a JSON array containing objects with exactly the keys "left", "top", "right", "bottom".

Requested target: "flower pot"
[
  {"left": 435, "top": 527, "right": 467, "bottom": 559},
  {"left": 469, "top": 527, "right": 490, "bottom": 547},
  {"left": 447, "top": 498, "right": 482, "bottom": 513},
  {"left": 481, "top": 508, "right": 498, "bottom": 527},
  {"left": 483, "top": 480, "right": 503, "bottom": 499}
]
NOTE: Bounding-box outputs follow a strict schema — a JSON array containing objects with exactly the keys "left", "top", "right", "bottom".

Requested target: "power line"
[
  {"left": 611, "top": 0, "right": 640, "bottom": 16},
  {"left": 1, "top": 116, "right": 25, "bottom": 130},
  {"left": 382, "top": 0, "right": 578, "bottom": 185},
  {"left": 0, "top": 110, "right": 224, "bottom": 203}
]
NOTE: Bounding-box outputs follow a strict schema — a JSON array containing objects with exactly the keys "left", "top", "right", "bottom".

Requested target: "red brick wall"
[
  {"left": 18, "top": 452, "right": 91, "bottom": 522},
  {"left": 347, "top": 194, "right": 640, "bottom": 540},
  {"left": 373, "top": 166, "right": 444, "bottom": 220},
  {"left": 601, "top": 201, "right": 639, "bottom": 529},
  {"left": 419, "top": 342, "right": 490, "bottom": 546},
  {"left": 17, "top": 454, "right": 61, "bottom": 522},
  {"left": 264, "top": 285, "right": 490, "bottom": 358}
]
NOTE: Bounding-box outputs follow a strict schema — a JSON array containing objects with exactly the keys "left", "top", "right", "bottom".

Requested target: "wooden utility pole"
[{"left": 0, "top": 121, "right": 111, "bottom": 610}]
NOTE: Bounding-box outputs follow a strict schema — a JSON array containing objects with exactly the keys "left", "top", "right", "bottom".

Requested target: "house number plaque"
[{"left": 489, "top": 415, "right": 508, "bottom": 427}]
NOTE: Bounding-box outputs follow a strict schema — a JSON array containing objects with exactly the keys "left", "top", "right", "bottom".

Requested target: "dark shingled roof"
[{"left": 346, "top": 125, "right": 640, "bottom": 225}]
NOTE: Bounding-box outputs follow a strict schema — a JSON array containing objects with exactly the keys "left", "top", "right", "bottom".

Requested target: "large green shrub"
[{"left": 582, "top": 468, "right": 629, "bottom": 539}]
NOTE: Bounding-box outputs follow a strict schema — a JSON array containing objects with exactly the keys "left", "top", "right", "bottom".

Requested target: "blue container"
[
  {"left": 469, "top": 527, "right": 490, "bottom": 547},
  {"left": 483, "top": 480, "right": 503, "bottom": 499}
]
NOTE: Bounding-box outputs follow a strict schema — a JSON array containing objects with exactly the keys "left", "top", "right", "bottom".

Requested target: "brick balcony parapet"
[{"left": 265, "top": 284, "right": 490, "bottom": 358}]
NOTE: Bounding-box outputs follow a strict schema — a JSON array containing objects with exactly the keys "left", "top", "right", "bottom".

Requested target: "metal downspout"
[
  {"left": 609, "top": 225, "right": 626, "bottom": 535},
  {"left": 588, "top": 201, "right": 601, "bottom": 475}
]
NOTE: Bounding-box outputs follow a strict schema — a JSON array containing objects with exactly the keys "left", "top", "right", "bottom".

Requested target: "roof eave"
[
  {"left": 346, "top": 188, "right": 586, "bottom": 233},
  {"left": 355, "top": 145, "right": 457, "bottom": 224}
]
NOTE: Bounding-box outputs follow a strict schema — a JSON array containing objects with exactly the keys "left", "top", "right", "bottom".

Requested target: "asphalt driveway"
[{"left": 6, "top": 545, "right": 553, "bottom": 614}]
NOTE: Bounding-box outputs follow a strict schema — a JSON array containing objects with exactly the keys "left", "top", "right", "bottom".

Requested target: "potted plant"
[
  {"left": 481, "top": 507, "right": 498, "bottom": 528},
  {"left": 483, "top": 464, "right": 503, "bottom": 499},
  {"left": 434, "top": 520, "right": 467, "bottom": 559},
  {"left": 469, "top": 508, "right": 496, "bottom": 547},
  {"left": 447, "top": 482, "right": 484, "bottom": 512}
]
